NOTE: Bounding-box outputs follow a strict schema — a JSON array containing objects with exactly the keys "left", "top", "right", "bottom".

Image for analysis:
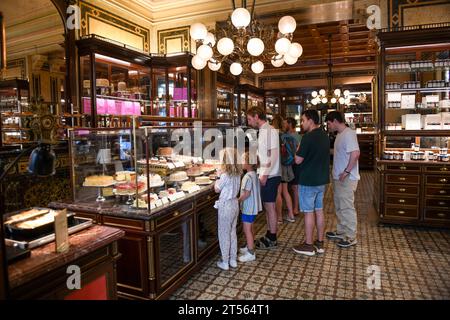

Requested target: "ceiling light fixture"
[{"left": 190, "top": 0, "right": 303, "bottom": 75}]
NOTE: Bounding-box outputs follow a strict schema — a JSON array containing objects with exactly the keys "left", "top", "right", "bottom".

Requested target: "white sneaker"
[
  {"left": 229, "top": 260, "right": 238, "bottom": 268},
  {"left": 238, "top": 251, "right": 256, "bottom": 262},
  {"left": 217, "top": 260, "right": 229, "bottom": 270},
  {"left": 239, "top": 246, "right": 248, "bottom": 254}
]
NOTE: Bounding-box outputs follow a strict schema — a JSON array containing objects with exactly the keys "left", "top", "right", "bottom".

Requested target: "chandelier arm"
[
  {"left": 250, "top": 0, "right": 256, "bottom": 19},
  {"left": 231, "top": 0, "right": 236, "bottom": 10}
]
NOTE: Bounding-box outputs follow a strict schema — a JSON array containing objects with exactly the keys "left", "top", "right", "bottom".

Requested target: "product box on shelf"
[
  {"left": 441, "top": 112, "right": 450, "bottom": 130},
  {"left": 401, "top": 95, "right": 416, "bottom": 109},
  {"left": 422, "top": 114, "right": 442, "bottom": 130},
  {"left": 402, "top": 114, "right": 422, "bottom": 130}
]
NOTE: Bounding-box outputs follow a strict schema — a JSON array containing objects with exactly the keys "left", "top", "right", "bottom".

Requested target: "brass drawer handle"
[
  {"left": 437, "top": 213, "right": 446, "bottom": 218},
  {"left": 398, "top": 210, "right": 405, "bottom": 215},
  {"left": 207, "top": 195, "right": 211, "bottom": 200},
  {"left": 400, "top": 166, "right": 407, "bottom": 170},
  {"left": 399, "top": 188, "right": 406, "bottom": 192},
  {"left": 439, "top": 190, "right": 447, "bottom": 194},
  {"left": 399, "top": 177, "right": 406, "bottom": 181},
  {"left": 438, "top": 201, "right": 446, "bottom": 206},
  {"left": 398, "top": 199, "right": 405, "bottom": 203},
  {"left": 173, "top": 211, "right": 179, "bottom": 217},
  {"left": 440, "top": 178, "right": 448, "bottom": 183},
  {"left": 440, "top": 167, "right": 448, "bottom": 171}
]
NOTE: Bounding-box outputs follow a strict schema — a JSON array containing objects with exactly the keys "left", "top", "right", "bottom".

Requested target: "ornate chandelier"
[
  {"left": 310, "top": 34, "right": 350, "bottom": 106},
  {"left": 189, "top": 1, "right": 303, "bottom": 75}
]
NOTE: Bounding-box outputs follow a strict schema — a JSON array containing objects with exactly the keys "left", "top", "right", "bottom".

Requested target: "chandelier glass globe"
[
  {"left": 319, "top": 89, "right": 326, "bottom": 96},
  {"left": 339, "top": 97, "right": 345, "bottom": 104},
  {"left": 331, "top": 97, "right": 337, "bottom": 104},
  {"left": 208, "top": 59, "right": 221, "bottom": 71},
  {"left": 278, "top": 16, "right": 296, "bottom": 34},
  {"left": 311, "top": 99, "right": 318, "bottom": 105},
  {"left": 231, "top": 8, "right": 251, "bottom": 28},
  {"left": 322, "top": 97, "right": 328, "bottom": 104},
  {"left": 204, "top": 32, "right": 216, "bottom": 47},
  {"left": 283, "top": 54, "right": 298, "bottom": 65},
  {"left": 287, "top": 42, "right": 303, "bottom": 58},
  {"left": 344, "top": 90, "right": 350, "bottom": 97},
  {"left": 271, "top": 55, "right": 284, "bottom": 67},
  {"left": 247, "top": 38, "right": 265, "bottom": 56},
  {"left": 311, "top": 91, "right": 318, "bottom": 98},
  {"left": 230, "top": 62, "right": 243, "bottom": 76},
  {"left": 251, "top": 61, "right": 264, "bottom": 74},
  {"left": 197, "top": 44, "right": 213, "bottom": 60},
  {"left": 217, "top": 37, "right": 234, "bottom": 56},
  {"left": 334, "top": 88, "right": 341, "bottom": 96},
  {"left": 275, "top": 38, "right": 291, "bottom": 54},
  {"left": 191, "top": 55, "right": 206, "bottom": 70},
  {"left": 190, "top": 23, "right": 207, "bottom": 41}
]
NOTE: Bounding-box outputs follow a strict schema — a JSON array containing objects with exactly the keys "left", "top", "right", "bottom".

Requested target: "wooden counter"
[
  {"left": 8, "top": 225, "right": 124, "bottom": 299},
  {"left": 375, "top": 159, "right": 450, "bottom": 228},
  {"left": 50, "top": 185, "right": 220, "bottom": 300}
]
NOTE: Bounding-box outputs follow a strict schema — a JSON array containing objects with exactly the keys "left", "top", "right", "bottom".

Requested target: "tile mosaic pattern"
[{"left": 169, "top": 172, "right": 450, "bottom": 300}]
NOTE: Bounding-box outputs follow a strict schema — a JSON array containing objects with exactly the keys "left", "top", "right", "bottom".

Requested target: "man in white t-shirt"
[
  {"left": 325, "top": 111, "right": 360, "bottom": 248},
  {"left": 247, "top": 107, "right": 281, "bottom": 250}
]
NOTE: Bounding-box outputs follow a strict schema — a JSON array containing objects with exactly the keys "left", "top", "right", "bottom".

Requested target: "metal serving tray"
[{"left": 4, "top": 217, "right": 93, "bottom": 250}]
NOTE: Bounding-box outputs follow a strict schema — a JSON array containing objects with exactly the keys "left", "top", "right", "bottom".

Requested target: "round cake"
[
  {"left": 181, "top": 181, "right": 198, "bottom": 192},
  {"left": 115, "top": 181, "right": 146, "bottom": 195},
  {"left": 84, "top": 175, "right": 114, "bottom": 186},
  {"left": 118, "top": 81, "right": 127, "bottom": 91},
  {"left": 158, "top": 147, "right": 173, "bottom": 157},
  {"left": 168, "top": 188, "right": 177, "bottom": 195},
  {"left": 169, "top": 171, "right": 188, "bottom": 182},
  {"left": 149, "top": 174, "right": 163, "bottom": 187},
  {"left": 187, "top": 166, "right": 202, "bottom": 176},
  {"left": 200, "top": 163, "right": 215, "bottom": 173},
  {"left": 159, "top": 190, "right": 169, "bottom": 198},
  {"left": 115, "top": 171, "right": 136, "bottom": 182},
  {"left": 96, "top": 78, "right": 110, "bottom": 88},
  {"left": 195, "top": 176, "right": 212, "bottom": 185}
]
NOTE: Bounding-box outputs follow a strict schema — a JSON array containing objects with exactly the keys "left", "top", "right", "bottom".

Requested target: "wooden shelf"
[
  {"left": 385, "top": 87, "right": 450, "bottom": 93},
  {"left": 384, "top": 130, "right": 450, "bottom": 136}
]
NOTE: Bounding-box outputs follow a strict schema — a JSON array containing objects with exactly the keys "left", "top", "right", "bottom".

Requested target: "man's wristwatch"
[{"left": 344, "top": 169, "right": 351, "bottom": 174}]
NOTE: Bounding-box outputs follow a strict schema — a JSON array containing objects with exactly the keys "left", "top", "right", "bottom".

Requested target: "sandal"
[{"left": 255, "top": 236, "right": 278, "bottom": 250}]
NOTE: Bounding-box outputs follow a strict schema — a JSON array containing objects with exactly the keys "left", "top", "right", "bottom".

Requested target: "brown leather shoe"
[{"left": 292, "top": 243, "right": 316, "bottom": 256}]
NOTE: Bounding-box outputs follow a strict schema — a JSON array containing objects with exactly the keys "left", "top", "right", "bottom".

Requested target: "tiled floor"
[{"left": 169, "top": 172, "right": 450, "bottom": 300}]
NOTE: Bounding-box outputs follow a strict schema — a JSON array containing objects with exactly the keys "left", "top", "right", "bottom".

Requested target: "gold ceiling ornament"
[{"left": 189, "top": 0, "right": 303, "bottom": 76}]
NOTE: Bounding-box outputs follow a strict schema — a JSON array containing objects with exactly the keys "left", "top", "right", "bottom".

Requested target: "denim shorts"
[
  {"left": 299, "top": 184, "right": 326, "bottom": 213},
  {"left": 241, "top": 214, "right": 257, "bottom": 223}
]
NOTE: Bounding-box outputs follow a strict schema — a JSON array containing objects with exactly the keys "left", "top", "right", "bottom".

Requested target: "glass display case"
[
  {"left": 216, "top": 82, "right": 234, "bottom": 121},
  {"left": 235, "top": 84, "right": 264, "bottom": 126},
  {"left": 0, "top": 79, "right": 31, "bottom": 145},
  {"left": 69, "top": 122, "right": 229, "bottom": 214},
  {"left": 343, "top": 84, "right": 375, "bottom": 134}
]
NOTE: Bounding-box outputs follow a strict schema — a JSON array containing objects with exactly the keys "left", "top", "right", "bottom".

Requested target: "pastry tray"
[{"left": 4, "top": 216, "right": 93, "bottom": 250}]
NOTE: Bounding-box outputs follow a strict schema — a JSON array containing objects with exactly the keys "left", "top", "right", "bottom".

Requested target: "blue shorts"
[
  {"left": 242, "top": 214, "right": 257, "bottom": 223},
  {"left": 299, "top": 185, "right": 326, "bottom": 213},
  {"left": 261, "top": 176, "right": 281, "bottom": 203}
]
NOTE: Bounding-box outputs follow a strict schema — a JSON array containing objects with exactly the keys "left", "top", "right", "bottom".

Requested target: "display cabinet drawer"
[
  {"left": 425, "top": 198, "right": 450, "bottom": 209},
  {"left": 385, "top": 165, "right": 421, "bottom": 172},
  {"left": 424, "top": 209, "right": 450, "bottom": 221},
  {"left": 385, "top": 174, "right": 420, "bottom": 184},
  {"left": 103, "top": 216, "right": 146, "bottom": 231},
  {"left": 384, "top": 206, "right": 419, "bottom": 219},
  {"left": 155, "top": 202, "right": 193, "bottom": 229},
  {"left": 386, "top": 185, "right": 419, "bottom": 196},
  {"left": 196, "top": 192, "right": 218, "bottom": 209},
  {"left": 425, "top": 186, "right": 450, "bottom": 197},
  {"left": 425, "top": 176, "right": 450, "bottom": 185},
  {"left": 424, "top": 165, "right": 450, "bottom": 174},
  {"left": 386, "top": 195, "right": 418, "bottom": 206}
]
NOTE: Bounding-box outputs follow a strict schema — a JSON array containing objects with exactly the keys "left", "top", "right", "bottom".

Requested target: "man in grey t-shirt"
[{"left": 325, "top": 111, "right": 360, "bottom": 248}]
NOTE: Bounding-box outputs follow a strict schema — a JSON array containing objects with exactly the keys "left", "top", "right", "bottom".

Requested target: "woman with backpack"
[{"left": 271, "top": 115, "right": 297, "bottom": 224}]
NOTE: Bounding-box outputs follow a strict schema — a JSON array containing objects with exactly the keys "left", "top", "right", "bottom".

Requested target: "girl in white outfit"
[{"left": 214, "top": 148, "right": 242, "bottom": 271}]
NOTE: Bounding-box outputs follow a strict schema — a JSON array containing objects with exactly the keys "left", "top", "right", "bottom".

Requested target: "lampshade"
[
  {"left": 230, "top": 62, "right": 243, "bottom": 76},
  {"left": 191, "top": 54, "right": 207, "bottom": 70},
  {"left": 204, "top": 32, "right": 216, "bottom": 47},
  {"left": 278, "top": 16, "right": 297, "bottom": 34},
  {"left": 283, "top": 54, "right": 298, "bottom": 65},
  {"left": 190, "top": 23, "right": 207, "bottom": 41},
  {"left": 344, "top": 90, "right": 350, "bottom": 97},
  {"left": 275, "top": 38, "right": 291, "bottom": 54},
  {"left": 271, "top": 55, "right": 284, "bottom": 67},
  {"left": 28, "top": 143, "right": 56, "bottom": 177},
  {"left": 287, "top": 42, "right": 303, "bottom": 58},
  {"left": 319, "top": 89, "right": 326, "bottom": 96},
  {"left": 339, "top": 97, "right": 345, "bottom": 104},
  {"left": 251, "top": 61, "right": 264, "bottom": 74},
  {"left": 331, "top": 97, "right": 337, "bottom": 104},
  {"left": 197, "top": 44, "right": 213, "bottom": 60},
  {"left": 247, "top": 38, "right": 264, "bottom": 56},
  {"left": 231, "top": 7, "right": 251, "bottom": 28},
  {"left": 208, "top": 59, "right": 221, "bottom": 71},
  {"left": 217, "top": 37, "right": 234, "bottom": 55},
  {"left": 334, "top": 88, "right": 341, "bottom": 96},
  {"left": 311, "top": 91, "right": 318, "bottom": 98},
  {"left": 322, "top": 97, "right": 328, "bottom": 104}
]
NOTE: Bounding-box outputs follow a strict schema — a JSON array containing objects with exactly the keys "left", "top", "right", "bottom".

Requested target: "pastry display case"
[{"left": 376, "top": 24, "right": 450, "bottom": 228}]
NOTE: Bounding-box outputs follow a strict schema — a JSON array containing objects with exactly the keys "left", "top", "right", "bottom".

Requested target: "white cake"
[
  {"left": 195, "top": 176, "right": 212, "bottom": 185},
  {"left": 149, "top": 174, "right": 163, "bottom": 187},
  {"left": 169, "top": 171, "right": 188, "bottom": 182},
  {"left": 181, "top": 181, "right": 197, "bottom": 192},
  {"left": 118, "top": 81, "right": 127, "bottom": 91}
]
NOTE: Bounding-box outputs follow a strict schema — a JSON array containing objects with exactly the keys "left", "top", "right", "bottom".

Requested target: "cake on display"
[
  {"left": 96, "top": 78, "right": 110, "bottom": 87},
  {"left": 83, "top": 175, "right": 115, "bottom": 186},
  {"left": 115, "top": 181, "right": 146, "bottom": 195},
  {"left": 149, "top": 174, "right": 164, "bottom": 187},
  {"left": 169, "top": 171, "right": 188, "bottom": 182},
  {"left": 181, "top": 181, "right": 198, "bottom": 192},
  {"left": 118, "top": 81, "right": 127, "bottom": 91},
  {"left": 187, "top": 165, "right": 202, "bottom": 176},
  {"left": 157, "top": 147, "right": 173, "bottom": 157},
  {"left": 195, "top": 176, "right": 212, "bottom": 185},
  {"left": 115, "top": 171, "right": 136, "bottom": 182}
]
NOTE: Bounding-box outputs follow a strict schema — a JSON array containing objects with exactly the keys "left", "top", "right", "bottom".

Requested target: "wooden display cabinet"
[{"left": 376, "top": 24, "right": 450, "bottom": 228}]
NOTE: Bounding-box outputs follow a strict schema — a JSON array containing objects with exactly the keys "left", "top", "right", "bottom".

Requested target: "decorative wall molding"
[
  {"left": 80, "top": 1, "right": 150, "bottom": 53},
  {"left": 157, "top": 26, "right": 190, "bottom": 54},
  {"left": 388, "top": 0, "right": 450, "bottom": 29}
]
